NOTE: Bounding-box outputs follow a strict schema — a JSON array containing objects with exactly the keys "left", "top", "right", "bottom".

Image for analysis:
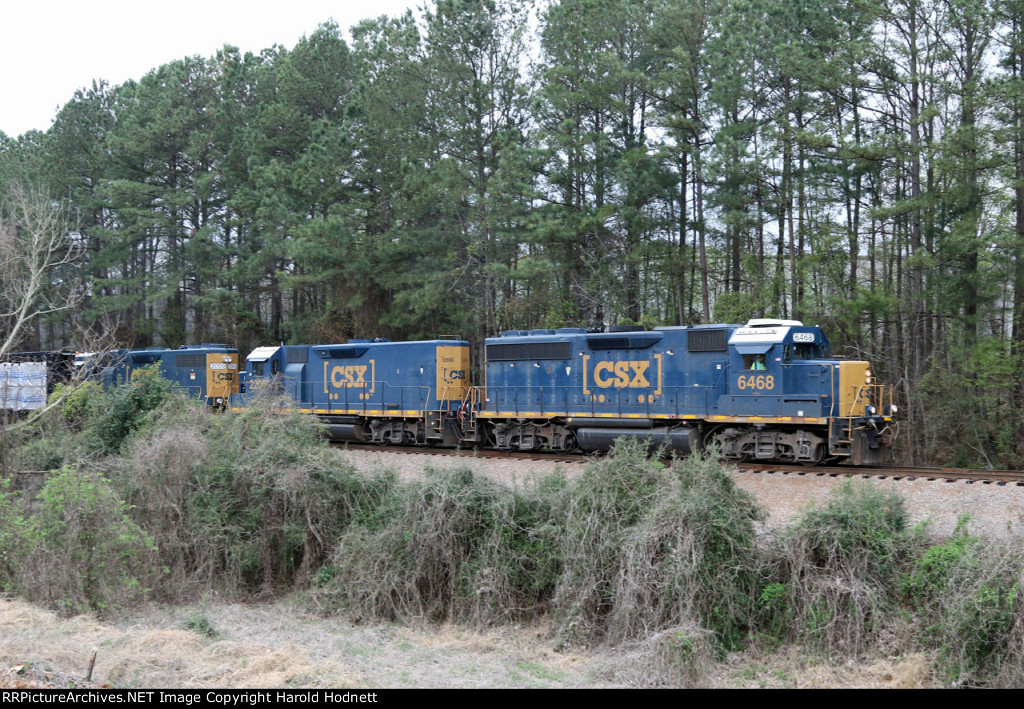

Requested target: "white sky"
[{"left": 1, "top": 0, "right": 419, "bottom": 138}]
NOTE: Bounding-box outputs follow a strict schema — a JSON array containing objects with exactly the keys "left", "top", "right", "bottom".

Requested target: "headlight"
[{"left": 866, "top": 405, "right": 877, "bottom": 416}]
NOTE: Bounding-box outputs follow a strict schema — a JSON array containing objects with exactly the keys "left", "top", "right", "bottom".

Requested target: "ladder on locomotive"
[
  {"left": 431, "top": 386, "right": 480, "bottom": 443},
  {"left": 457, "top": 387, "right": 479, "bottom": 441}
]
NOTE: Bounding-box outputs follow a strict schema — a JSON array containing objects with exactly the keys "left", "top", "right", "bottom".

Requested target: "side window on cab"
[
  {"left": 787, "top": 344, "right": 817, "bottom": 361},
  {"left": 743, "top": 354, "right": 767, "bottom": 370}
]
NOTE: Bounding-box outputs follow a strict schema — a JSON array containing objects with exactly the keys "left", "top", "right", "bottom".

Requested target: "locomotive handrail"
[{"left": 828, "top": 365, "right": 836, "bottom": 445}]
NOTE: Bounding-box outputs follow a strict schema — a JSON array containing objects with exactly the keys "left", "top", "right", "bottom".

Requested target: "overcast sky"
[{"left": 1, "top": 0, "right": 419, "bottom": 138}]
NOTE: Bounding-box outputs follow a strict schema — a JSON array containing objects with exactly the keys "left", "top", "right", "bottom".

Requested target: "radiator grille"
[
  {"left": 487, "top": 341, "right": 572, "bottom": 361},
  {"left": 687, "top": 329, "right": 727, "bottom": 352}
]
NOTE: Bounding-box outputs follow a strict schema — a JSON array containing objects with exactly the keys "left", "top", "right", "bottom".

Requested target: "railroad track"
[
  {"left": 736, "top": 463, "right": 1024, "bottom": 485},
  {"left": 330, "top": 442, "right": 1024, "bottom": 485}
]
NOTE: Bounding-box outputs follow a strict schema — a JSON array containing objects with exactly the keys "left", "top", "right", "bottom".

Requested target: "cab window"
[
  {"left": 743, "top": 354, "right": 767, "bottom": 370},
  {"left": 784, "top": 344, "right": 820, "bottom": 361}
]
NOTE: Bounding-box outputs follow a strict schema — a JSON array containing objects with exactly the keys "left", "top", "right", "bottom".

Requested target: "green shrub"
[
  {"left": 551, "top": 439, "right": 672, "bottom": 646},
  {"left": 8, "top": 431, "right": 69, "bottom": 472},
  {"left": 54, "top": 379, "right": 103, "bottom": 424},
  {"left": 553, "top": 440, "right": 765, "bottom": 650},
  {"left": 757, "top": 582, "right": 793, "bottom": 641},
  {"left": 110, "top": 403, "right": 394, "bottom": 598},
  {"left": 902, "top": 515, "right": 978, "bottom": 606},
  {"left": 18, "top": 466, "right": 159, "bottom": 614},
  {"left": 0, "top": 477, "right": 30, "bottom": 591},
  {"left": 314, "top": 466, "right": 560, "bottom": 625},
  {"left": 907, "top": 528, "right": 1024, "bottom": 687},
  {"left": 759, "top": 481, "right": 918, "bottom": 657},
  {"left": 3, "top": 381, "right": 100, "bottom": 473},
  {"left": 91, "top": 365, "right": 184, "bottom": 454},
  {"left": 798, "top": 481, "right": 909, "bottom": 576}
]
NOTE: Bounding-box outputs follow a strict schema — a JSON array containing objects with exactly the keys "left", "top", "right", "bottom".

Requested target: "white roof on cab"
[
  {"left": 730, "top": 319, "right": 805, "bottom": 346},
  {"left": 246, "top": 346, "right": 280, "bottom": 362},
  {"left": 745, "top": 319, "right": 803, "bottom": 328}
]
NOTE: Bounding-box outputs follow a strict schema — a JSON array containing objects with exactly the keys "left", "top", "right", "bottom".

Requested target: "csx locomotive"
[
  {"left": 98, "top": 344, "right": 241, "bottom": 407},
  {"left": 227, "top": 319, "right": 896, "bottom": 466}
]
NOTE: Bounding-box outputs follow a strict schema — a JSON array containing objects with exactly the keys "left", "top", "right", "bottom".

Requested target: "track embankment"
[{"left": 332, "top": 445, "right": 1024, "bottom": 541}]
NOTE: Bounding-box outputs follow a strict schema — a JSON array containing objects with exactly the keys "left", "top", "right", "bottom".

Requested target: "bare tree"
[
  {"left": 0, "top": 183, "right": 91, "bottom": 449},
  {"left": 0, "top": 182, "right": 83, "bottom": 359}
]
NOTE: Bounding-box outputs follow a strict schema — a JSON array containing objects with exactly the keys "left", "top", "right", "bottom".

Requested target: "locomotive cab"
[{"left": 714, "top": 320, "right": 893, "bottom": 465}]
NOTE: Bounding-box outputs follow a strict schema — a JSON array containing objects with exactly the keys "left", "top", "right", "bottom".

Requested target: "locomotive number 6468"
[{"left": 736, "top": 374, "right": 775, "bottom": 390}]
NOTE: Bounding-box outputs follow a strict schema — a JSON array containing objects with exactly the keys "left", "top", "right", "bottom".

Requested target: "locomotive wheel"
[
  {"left": 562, "top": 431, "right": 580, "bottom": 454},
  {"left": 799, "top": 444, "right": 826, "bottom": 466}
]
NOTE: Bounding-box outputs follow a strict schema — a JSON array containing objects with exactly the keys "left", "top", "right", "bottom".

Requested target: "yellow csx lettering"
[
  {"left": 593, "top": 360, "right": 651, "bottom": 388},
  {"left": 331, "top": 365, "right": 368, "bottom": 388}
]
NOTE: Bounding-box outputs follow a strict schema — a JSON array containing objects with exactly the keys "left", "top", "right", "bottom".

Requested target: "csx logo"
[
  {"left": 443, "top": 369, "right": 466, "bottom": 381},
  {"left": 331, "top": 365, "right": 368, "bottom": 388},
  {"left": 593, "top": 360, "right": 651, "bottom": 388}
]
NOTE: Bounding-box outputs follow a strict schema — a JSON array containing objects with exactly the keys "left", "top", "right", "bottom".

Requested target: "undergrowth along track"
[
  {"left": 12, "top": 445, "right": 1024, "bottom": 486},
  {"left": 329, "top": 442, "right": 1024, "bottom": 486}
]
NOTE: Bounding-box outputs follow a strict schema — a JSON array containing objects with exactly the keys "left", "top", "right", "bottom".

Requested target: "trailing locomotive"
[
  {"left": 99, "top": 344, "right": 241, "bottom": 407},
  {"left": 231, "top": 338, "right": 471, "bottom": 446},
  {"left": 230, "top": 319, "right": 895, "bottom": 466}
]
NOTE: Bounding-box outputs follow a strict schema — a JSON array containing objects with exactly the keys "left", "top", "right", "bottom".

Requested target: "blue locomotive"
[
  {"left": 232, "top": 338, "right": 472, "bottom": 446},
  {"left": 478, "top": 319, "right": 894, "bottom": 465},
  {"left": 99, "top": 344, "right": 241, "bottom": 407},
  {"left": 227, "top": 319, "right": 894, "bottom": 465}
]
